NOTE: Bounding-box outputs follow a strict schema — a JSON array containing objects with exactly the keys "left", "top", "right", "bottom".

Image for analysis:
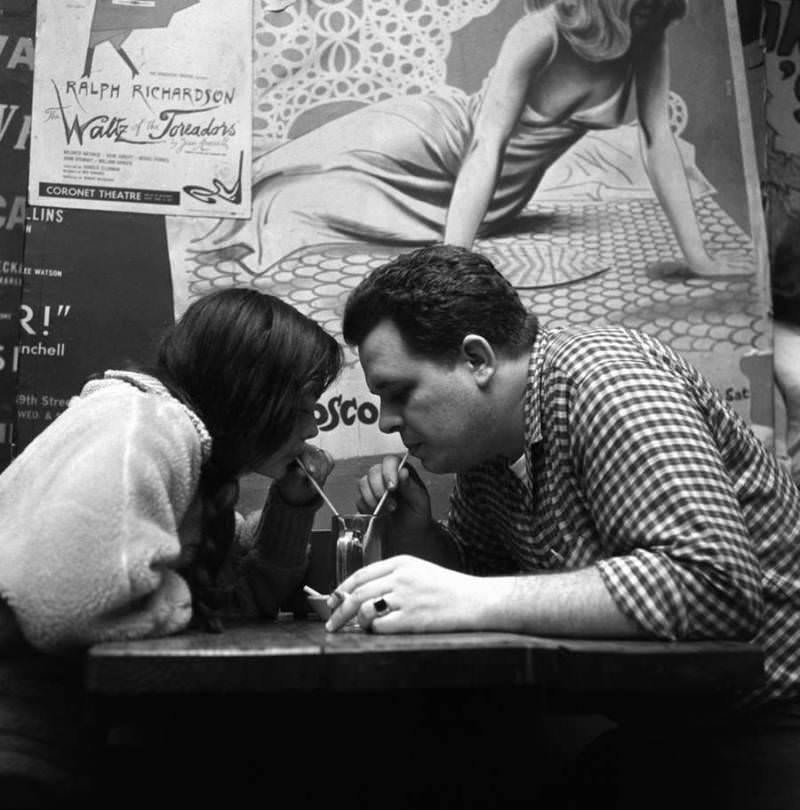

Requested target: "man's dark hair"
[{"left": 342, "top": 244, "right": 538, "bottom": 362}]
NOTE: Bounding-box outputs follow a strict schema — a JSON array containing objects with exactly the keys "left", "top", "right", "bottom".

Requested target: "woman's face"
[{"left": 251, "top": 393, "right": 320, "bottom": 478}]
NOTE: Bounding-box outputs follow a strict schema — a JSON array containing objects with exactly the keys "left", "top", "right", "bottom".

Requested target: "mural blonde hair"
[{"left": 525, "top": 0, "right": 688, "bottom": 62}]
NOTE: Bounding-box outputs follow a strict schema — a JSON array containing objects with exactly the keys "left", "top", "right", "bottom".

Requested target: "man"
[{"left": 328, "top": 244, "right": 800, "bottom": 809}]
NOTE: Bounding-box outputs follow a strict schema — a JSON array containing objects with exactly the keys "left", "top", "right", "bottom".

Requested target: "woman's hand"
[
  {"left": 277, "top": 444, "right": 335, "bottom": 507},
  {"left": 325, "top": 555, "right": 480, "bottom": 633},
  {"left": 648, "top": 249, "right": 755, "bottom": 282},
  {"left": 685, "top": 249, "right": 754, "bottom": 280}
]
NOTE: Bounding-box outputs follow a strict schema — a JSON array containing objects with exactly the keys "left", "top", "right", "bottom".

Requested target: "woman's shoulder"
[
  {"left": 72, "top": 371, "right": 212, "bottom": 463},
  {"left": 87, "top": 371, "right": 209, "bottom": 434},
  {"left": 503, "top": 7, "right": 559, "bottom": 66}
]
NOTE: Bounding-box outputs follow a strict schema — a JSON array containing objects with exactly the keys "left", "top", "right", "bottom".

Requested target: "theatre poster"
[{"left": 26, "top": 0, "right": 252, "bottom": 219}]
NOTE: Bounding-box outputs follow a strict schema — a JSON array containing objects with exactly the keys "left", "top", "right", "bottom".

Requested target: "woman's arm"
[
  {"left": 220, "top": 447, "right": 334, "bottom": 617},
  {"left": 0, "top": 391, "right": 203, "bottom": 650},
  {"left": 224, "top": 487, "right": 315, "bottom": 618},
  {"left": 635, "top": 36, "right": 747, "bottom": 277},
  {"left": 443, "top": 14, "right": 554, "bottom": 247}
]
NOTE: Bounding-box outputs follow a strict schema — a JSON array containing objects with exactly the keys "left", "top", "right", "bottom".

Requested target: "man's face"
[{"left": 357, "top": 319, "right": 490, "bottom": 473}]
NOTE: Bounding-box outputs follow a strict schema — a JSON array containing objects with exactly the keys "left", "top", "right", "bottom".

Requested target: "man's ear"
[{"left": 460, "top": 334, "right": 496, "bottom": 387}]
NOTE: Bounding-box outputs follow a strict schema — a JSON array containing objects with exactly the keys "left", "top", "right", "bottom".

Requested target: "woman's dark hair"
[
  {"left": 152, "top": 289, "right": 341, "bottom": 631},
  {"left": 342, "top": 244, "right": 538, "bottom": 363},
  {"left": 157, "top": 288, "right": 341, "bottom": 478}
]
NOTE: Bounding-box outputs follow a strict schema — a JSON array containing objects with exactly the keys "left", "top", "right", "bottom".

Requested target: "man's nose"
[{"left": 378, "top": 404, "right": 402, "bottom": 434}]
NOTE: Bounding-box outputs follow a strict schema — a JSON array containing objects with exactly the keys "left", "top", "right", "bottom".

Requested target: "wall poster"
[
  {"left": 0, "top": 0, "right": 35, "bottom": 469},
  {"left": 762, "top": 0, "right": 800, "bottom": 235},
  {"left": 759, "top": 0, "right": 800, "bottom": 480},
  {"left": 27, "top": 0, "right": 252, "bottom": 218},
  {"left": 15, "top": 207, "right": 174, "bottom": 452}
]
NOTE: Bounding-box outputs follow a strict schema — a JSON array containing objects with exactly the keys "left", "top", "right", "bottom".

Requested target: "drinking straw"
[
  {"left": 371, "top": 449, "right": 410, "bottom": 518},
  {"left": 362, "top": 450, "right": 410, "bottom": 550},
  {"left": 294, "top": 456, "right": 341, "bottom": 516}
]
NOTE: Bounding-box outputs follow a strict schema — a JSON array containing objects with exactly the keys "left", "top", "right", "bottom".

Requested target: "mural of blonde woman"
[
  {"left": 444, "top": 0, "right": 749, "bottom": 279},
  {"left": 185, "top": 0, "right": 751, "bottom": 283}
]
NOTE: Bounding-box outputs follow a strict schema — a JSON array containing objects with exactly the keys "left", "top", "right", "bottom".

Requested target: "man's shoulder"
[{"left": 538, "top": 325, "right": 652, "bottom": 371}]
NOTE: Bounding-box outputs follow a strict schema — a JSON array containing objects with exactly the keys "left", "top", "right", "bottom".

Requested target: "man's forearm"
[{"left": 474, "top": 566, "right": 646, "bottom": 637}]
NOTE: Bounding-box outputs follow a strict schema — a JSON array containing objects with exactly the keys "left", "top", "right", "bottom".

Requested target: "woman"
[
  {"left": 194, "top": 0, "right": 743, "bottom": 279},
  {"left": 0, "top": 289, "right": 341, "bottom": 804},
  {"left": 0, "top": 288, "right": 342, "bottom": 649}
]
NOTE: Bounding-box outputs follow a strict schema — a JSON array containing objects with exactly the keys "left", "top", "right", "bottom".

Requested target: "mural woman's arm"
[
  {"left": 635, "top": 35, "right": 746, "bottom": 278},
  {"left": 443, "top": 14, "right": 553, "bottom": 248}
]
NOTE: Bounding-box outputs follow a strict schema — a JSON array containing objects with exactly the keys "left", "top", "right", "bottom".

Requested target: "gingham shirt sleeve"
[{"left": 568, "top": 361, "right": 764, "bottom": 641}]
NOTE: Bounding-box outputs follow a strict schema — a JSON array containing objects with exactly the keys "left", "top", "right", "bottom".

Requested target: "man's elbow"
[
  {"left": 729, "top": 585, "right": 764, "bottom": 639},
  {"left": 693, "top": 578, "right": 764, "bottom": 641}
]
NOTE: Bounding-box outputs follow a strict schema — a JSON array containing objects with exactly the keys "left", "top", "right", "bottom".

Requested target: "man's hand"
[
  {"left": 325, "top": 558, "right": 646, "bottom": 638},
  {"left": 325, "top": 555, "right": 481, "bottom": 633},
  {"left": 356, "top": 454, "right": 461, "bottom": 568},
  {"left": 357, "top": 454, "right": 433, "bottom": 538}
]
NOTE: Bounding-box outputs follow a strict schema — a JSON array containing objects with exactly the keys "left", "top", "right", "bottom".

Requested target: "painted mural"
[{"left": 1, "top": 0, "right": 773, "bottom": 463}]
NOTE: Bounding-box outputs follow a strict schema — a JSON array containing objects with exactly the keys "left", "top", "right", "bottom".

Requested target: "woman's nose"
[{"left": 303, "top": 413, "right": 319, "bottom": 440}]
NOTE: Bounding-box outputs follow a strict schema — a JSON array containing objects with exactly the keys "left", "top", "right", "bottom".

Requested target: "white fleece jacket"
[{"left": 0, "top": 371, "right": 313, "bottom": 652}]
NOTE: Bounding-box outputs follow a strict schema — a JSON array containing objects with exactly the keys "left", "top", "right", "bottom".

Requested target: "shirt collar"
[{"left": 507, "top": 453, "right": 528, "bottom": 481}]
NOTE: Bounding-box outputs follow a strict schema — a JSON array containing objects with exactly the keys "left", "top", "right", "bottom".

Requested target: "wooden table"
[
  {"left": 86, "top": 614, "right": 763, "bottom": 701},
  {"left": 85, "top": 617, "right": 765, "bottom": 808}
]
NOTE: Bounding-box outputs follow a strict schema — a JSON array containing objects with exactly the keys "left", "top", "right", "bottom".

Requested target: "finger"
[
  {"left": 356, "top": 592, "right": 396, "bottom": 631},
  {"left": 380, "top": 454, "right": 405, "bottom": 490},
  {"left": 370, "top": 610, "right": 405, "bottom": 634},
  {"left": 398, "top": 461, "right": 426, "bottom": 490},
  {"left": 297, "top": 444, "right": 333, "bottom": 481},
  {"left": 325, "top": 590, "right": 357, "bottom": 631},
  {"left": 336, "top": 557, "right": 399, "bottom": 596},
  {"left": 393, "top": 463, "right": 432, "bottom": 515},
  {"left": 328, "top": 577, "right": 396, "bottom": 631},
  {"left": 367, "top": 463, "right": 389, "bottom": 500},
  {"left": 327, "top": 588, "right": 348, "bottom": 612},
  {"left": 325, "top": 563, "right": 398, "bottom": 632},
  {"left": 313, "top": 448, "right": 334, "bottom": 483},
  {"left": 356, "top": 471, "right": 380, "bottom": 512},
  {"left": 294, "top": 447, "right": 320, "bottom": 482}
]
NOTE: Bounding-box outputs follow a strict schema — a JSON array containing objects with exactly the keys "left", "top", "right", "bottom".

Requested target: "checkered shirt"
[{"left": 447, "top": 326, "right": 800, "bottom": 706}]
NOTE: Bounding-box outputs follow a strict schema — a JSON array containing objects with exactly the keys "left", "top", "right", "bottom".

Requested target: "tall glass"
[{"left": 332, "top": 513, "right": 388, "bottom": 586}]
